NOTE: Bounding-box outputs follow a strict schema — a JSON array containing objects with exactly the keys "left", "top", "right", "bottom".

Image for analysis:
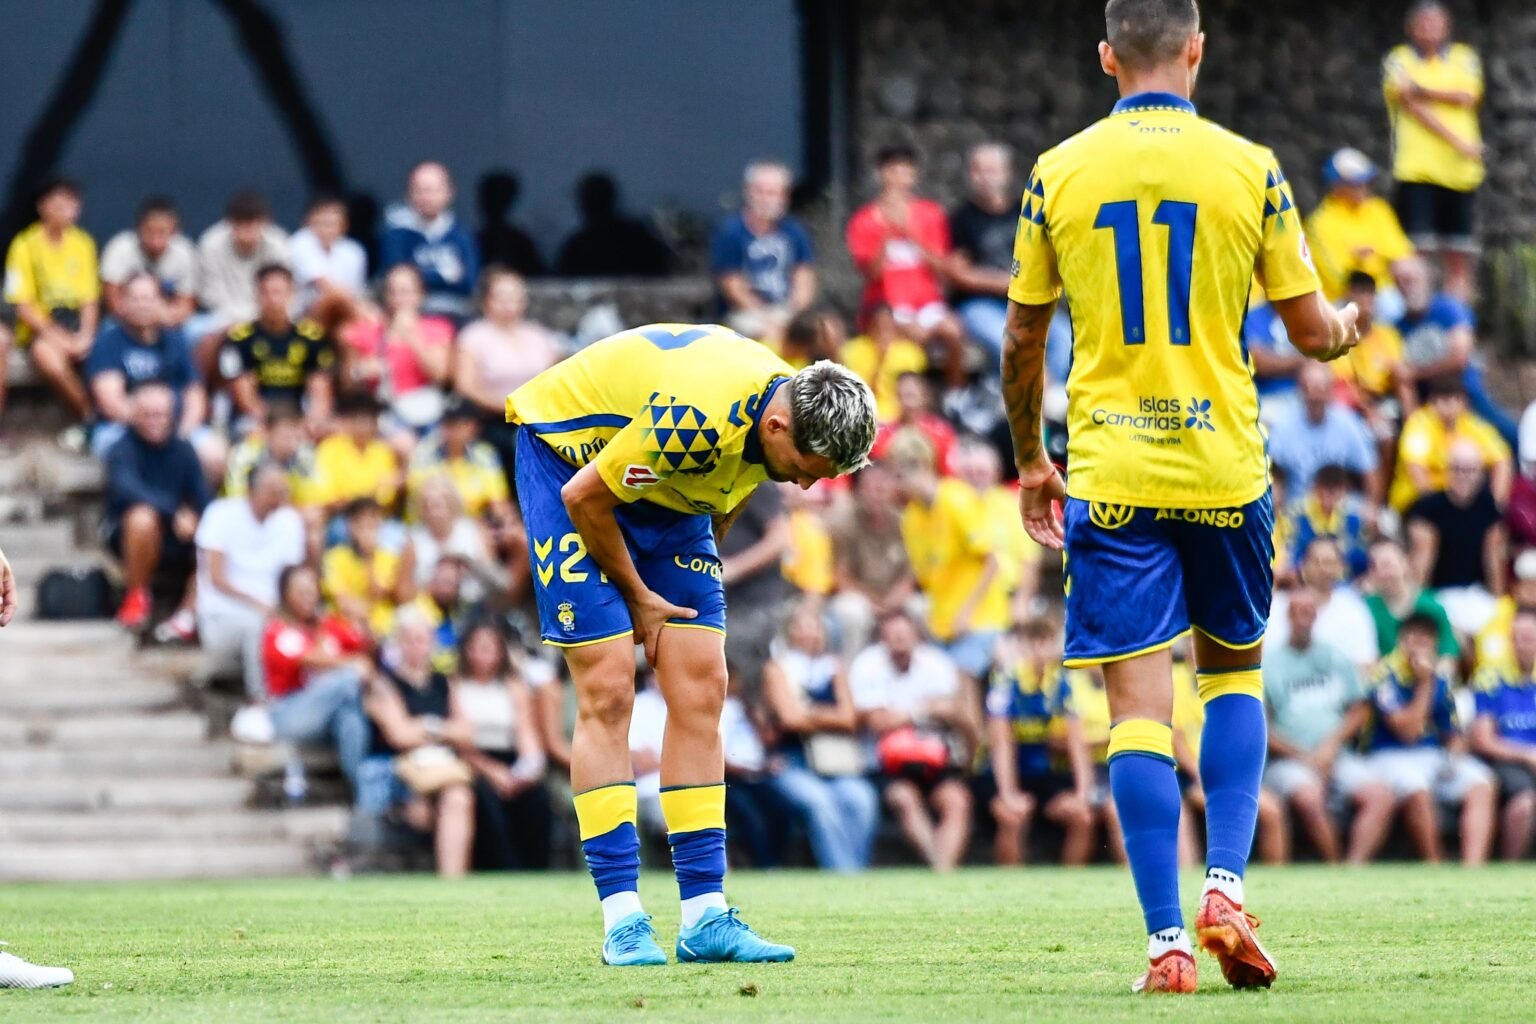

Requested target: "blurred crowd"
[{"left": 5, "top": 2, "right": 1534, "bottom": 876}]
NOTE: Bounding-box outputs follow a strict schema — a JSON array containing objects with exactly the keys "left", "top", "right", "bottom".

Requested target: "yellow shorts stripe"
[
  {"left": 1197, "top": 668, "right": 1264, "bottom": 702},
  {"left": 1192, "top": 625, "right": 1264, "bottom": 651},
  {"left": 572, "top": 782, "right": 637, "bottom": 841},
  {"left": 1062, "top": 630, "right": 1189, "bottom": 669},
  {"left": 659, "top": 783, "right": 726, "bottom": 835},
  {"left": 1107, "top": 719, "right": 1175, "bottom": 764},
  {"left": 662, "top": 622, "right": 728, "bottom": 637},
  {"left": 543, "top": 628, "right": 634, "bottom": 649}
]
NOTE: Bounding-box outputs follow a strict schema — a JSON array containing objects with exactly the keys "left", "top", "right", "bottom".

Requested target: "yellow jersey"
[
  {"left": 782, "top": 506, "right": 835, "bottom": 595},
  {"left": 321, "top": 544, "right": 401, "bottom": 638},
  {"left": 1010, "top": 92, "right": 1320, "bottom": 509},
  {"left": 1383, "top": 43, "right": 1485, "bottom": 192},
  {"left": 839, "top": 335, "right": 928, "bottom": 424},
  {"left": 507, "top": 324, "right": 794, "bottom": 516},
  {"left": 1391, "top": 406, "right": 1510, "bottom": 511},
  {"left": 3, "top": 224, "right": 98, "bottom": 341},
  {"left": 313, "top": 436, "right": 401, "bottom": 510},
  {"left": 406, "top": 438, "right": 509, "bottom": 519},
  {"left": 1333, "top": 322, "right": 1404, "bottom": 399},
  {"left": 901, "top": 478, "right": 1009, "bottom": 642},
  {"left": 1304, "top": 194, "right": 1415, "bottom": 301},
  {"left": 1058, "top": 669, "right": 1111, "bottom": 763},
  {"left": 979, "top": 484, "right": 1040, "bottom": 594}
]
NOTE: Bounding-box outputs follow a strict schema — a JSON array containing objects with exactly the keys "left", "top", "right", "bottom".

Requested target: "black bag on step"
[{"left": 35, "top": 566, "right": 115, "bottom": 620}]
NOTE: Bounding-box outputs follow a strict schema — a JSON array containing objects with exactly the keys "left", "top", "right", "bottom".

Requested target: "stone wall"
[{"left": 851, "top": 0, "right": 1536, "bottom": 242}]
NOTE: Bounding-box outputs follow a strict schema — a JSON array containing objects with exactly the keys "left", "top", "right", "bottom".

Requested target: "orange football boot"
[
  {"left": 1131, "top": 949, "right": 1198, "bottom": 994},
  {"left": 1196, "top": 889, "right": 1277, "bottom": 989}
]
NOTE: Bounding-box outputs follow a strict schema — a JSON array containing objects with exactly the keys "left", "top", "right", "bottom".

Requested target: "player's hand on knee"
[
  {"left": 1016, "top": 457, "right": 1066, "bottom": 550},
  {"left": 628, "top": 589, "right": 698, "bottom": 664}
]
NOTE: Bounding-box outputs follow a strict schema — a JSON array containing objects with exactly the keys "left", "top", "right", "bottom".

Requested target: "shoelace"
[
  {"left": 609, "top": 918, "right": 656, "bottom": 955},
  {"left": 700, "top": 908, "right": 753, "bottom": 939}
]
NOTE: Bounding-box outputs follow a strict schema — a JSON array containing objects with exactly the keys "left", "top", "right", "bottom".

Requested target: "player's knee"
[{"left": 575, "top": 677, "right": 634, "bottom": 730}]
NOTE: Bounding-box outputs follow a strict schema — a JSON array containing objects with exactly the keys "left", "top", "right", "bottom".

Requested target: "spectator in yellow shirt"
[
  {"left": 313, "top": 393, "right": 402, "bottom": 516},
  {"left": 780, "top": 482, "right": 835, "bottom": 597},
  {"left": 839, "top": 304, "right": 928, "bottom": 424},
  {"left": 1333, "top": 273, "right": 1412, "bottom": 467},
  {"left": 886, "top": 428, "right": 1006, "bottom": 684},
  {"left": 1304, "top": 149, "right": 1414, "bottom": 317},
  {"left": 2, "top": 177, "right": 100, "bottom": 421},
  {"left": 1382, "top": 1, "right": 1484, "bottom": 301},
  {"left": 1391, "top": 374, "right": 1512, "bottom": 511},
  {"left": 953, "top": 437, "right": 1041, "bottom": 615},
  {"left": 321, "top": 497, "right": 406, "bottom": 639},
  {"left": 406, "top": 397, "right": 511, "bottom": 522}
]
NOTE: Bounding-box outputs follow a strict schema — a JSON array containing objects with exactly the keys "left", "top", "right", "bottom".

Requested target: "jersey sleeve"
[
  {"left": 3, "top": 235, "right": 35, "bottom": 307},
  {"left": 1255, "top": 155, "right": 1320, "bottom": 302},
  {"left": 1007, "top": 163, "right": 1060, "bottom": 306},
  {"left": 1382, "top": 46, "right": 1410, "bottom": 105},
  {"left": 591, "top": 399, "right": 724, "bottom": 504},
  {"left": 1457, "top": 45, "right": 1485, "bottom": 103},
  {"left": 79, "top": 235, "right": 100, "bottom": 303}
]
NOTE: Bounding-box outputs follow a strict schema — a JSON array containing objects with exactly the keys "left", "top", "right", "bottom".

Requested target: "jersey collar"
[
  {"left": 1112, "top": 91, "right": 1196, "bottom": 116},
  {"left": 742, "top": 375, "right": 789, "bottom": 465}
]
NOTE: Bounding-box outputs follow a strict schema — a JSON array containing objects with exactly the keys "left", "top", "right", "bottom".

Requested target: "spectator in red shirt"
[
  {"left": 870, "top": 372, "right": 956, "bottom": 474},
  {"left": 845, "top": 145, "right": 964, "bottom": 385},
  {"left": 260, "top": 563, "right": 372, "bottom": 787}
]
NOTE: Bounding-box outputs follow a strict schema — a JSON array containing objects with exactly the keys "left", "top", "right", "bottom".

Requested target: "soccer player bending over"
[
  {"left": 1002, "top": 0, "right": 1359, "bottom": 995},
  {"left": 506, "top": 324, "right": 876, "bottom": 966}
]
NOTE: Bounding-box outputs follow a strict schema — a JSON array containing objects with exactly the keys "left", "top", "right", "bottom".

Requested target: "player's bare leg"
[
  {"left": 1191, "top": 633, "right": 1276, "bottom": 990},
  {"left": 654, "top": 625, "right": 792, "bottom": 962},
  {"left": 1345, "top": 782, "right": 1398, "bottom": 865},
  {"left": 1104, "top": 649, "right": 1197, "bottom": 994}
]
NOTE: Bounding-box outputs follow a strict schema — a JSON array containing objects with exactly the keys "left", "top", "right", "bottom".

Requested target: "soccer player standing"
[
  {"left": 0, "top": 544, "right": 75, "bottom": 988},
  {"left": 506, "top": 324, "right": 876, "bottom": 966},
  {"left": 1002, "top": 0, "right": 1359, "bottom": 994}
]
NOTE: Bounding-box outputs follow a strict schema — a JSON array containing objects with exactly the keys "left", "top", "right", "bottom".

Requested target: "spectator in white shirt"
[
  {"left": 194, "top": 461, "right": 307, "bottom": 695},
  {"left": 188, "top": 190, "right": 290, "bottom": 351},
  {"left": 99, "top": 196, "right": 197, "bottom": 326},
  {"left": 289, "top": 194, "right": 368, "bottom": 314},
  {"left": 1269, "top": 536, "right": 1381, "bottom": 671},
  {"left": 850, "top": 609, "right": 975, "bottom": 871}
]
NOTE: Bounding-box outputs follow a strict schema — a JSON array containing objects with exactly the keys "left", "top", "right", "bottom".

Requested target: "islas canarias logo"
[
  {"left": 1184, "top": 397, "right": 1215, "bottom": 432},
  {"left": 1090, "top": 395, "right": 1216, "bottom": 435}
]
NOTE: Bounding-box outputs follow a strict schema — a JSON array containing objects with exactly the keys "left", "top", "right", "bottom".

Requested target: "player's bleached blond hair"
[{"left": 786, "top": 360, "right": 878, "bottom": 474}]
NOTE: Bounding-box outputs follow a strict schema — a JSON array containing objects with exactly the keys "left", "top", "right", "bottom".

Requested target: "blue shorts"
[
  {"left": 514, "top": 428, "right": 727, "bottom": 647},
  {"left": 1061, "top": 492, "right": 1274, "bottom": 667}
]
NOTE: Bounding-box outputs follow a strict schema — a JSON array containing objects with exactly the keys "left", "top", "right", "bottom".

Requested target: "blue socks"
[
  {"left": 1108, "top": 720, "right": 1184, "bottom": 934},
  {"left": 1198, "top": 683, "right": 1267, "bottom": 878}
]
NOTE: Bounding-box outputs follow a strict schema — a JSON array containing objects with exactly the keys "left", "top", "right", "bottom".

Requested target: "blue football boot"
[{"left": 675, "top": 907, "right": 794, "bottom": 963}]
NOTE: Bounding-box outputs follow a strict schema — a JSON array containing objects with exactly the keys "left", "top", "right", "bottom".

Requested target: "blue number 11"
[{"left": 1092, "top": 199, "right": 1198, "bottom": 346}]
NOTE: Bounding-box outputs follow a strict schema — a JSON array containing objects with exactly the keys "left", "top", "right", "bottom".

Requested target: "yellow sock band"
[
  {"left": 573, "top": 782, "right": 637, "bottom": 842},
  {"left": 1107, "top": 719, "right": 1174, "bottom": 764},
  {"left": 1197, "top": 667, "right": 1263, "bottom": 702},
  {"left": 659, "top": 783, "right": 726, "bottom": 835}
]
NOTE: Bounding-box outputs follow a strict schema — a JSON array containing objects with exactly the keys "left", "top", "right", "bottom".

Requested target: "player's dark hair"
[
  {"left": 1399, "top": 610, "right": 1441, "bottom": 639},
  {"left": 1346, "top": 270, "right": 1377, "bottom": 293},
  {"left": 1312, "top": 464, "right": 1352, "bottom": 491},
  {"left": 343, "top": 496, "right": 383, "bottom": 522},
  {"left": 1105, "top": 0, "right": 1200, "bottom": 69},
  {"left": 136, "top": 195, "right": 178, "bottom": 224},
  {"left": 225, "top": 189, "right": 271, "bottom": 223},
  {"left": 255, "top": 262, "right": 293, "bottom": 286},
  {"left": 874, "top": 144, "right": 918, "bottom": 169}
]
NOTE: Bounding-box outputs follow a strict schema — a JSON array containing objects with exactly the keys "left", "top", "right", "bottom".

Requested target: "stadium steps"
[{"left": 0, "top": 615, "right": 348, "bottom": 881}]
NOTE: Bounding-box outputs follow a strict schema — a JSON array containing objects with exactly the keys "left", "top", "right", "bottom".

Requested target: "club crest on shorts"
[{"left": 557, "top": 601, "right": 577, "bottom": 633}]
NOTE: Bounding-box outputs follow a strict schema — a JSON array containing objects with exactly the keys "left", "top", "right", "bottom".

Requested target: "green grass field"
[{"left": 4, "top": 865, "right": 1535, "bottom": 1022}]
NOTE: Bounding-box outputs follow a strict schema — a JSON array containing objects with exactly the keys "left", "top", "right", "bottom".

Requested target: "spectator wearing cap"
[
  {"left": 1475, "top": 550, "right": 1536, "bottom": 669},
  {"left": 379, "top": 161, "right": 480, "bottom": 321},
  {"left": 406, "top": 396, "right": 512, "bottom": 523},
  {"left": 191, "top": 189, "right": 289, "bottom": 351},
  {"left": 104, "top": 382, "right": 210, "bottom": 634},
  {"left": 944, "top": 142, "right": 1018, "bottom": 367},
  {"left": 1362, "top": 537, "right": 1459, "bottom": 662},
  {"left": 845, "top": 145, "right": 964, "bottom": 386},
  {"left": 1395, "top": 255, "right": 1516, "bottom": 447},
  {"left": 1, "top": 176, "right": 99, "bottom": 421},
  {"left": 710, "top": 160, "right": 816, "bottom": 347},
  {"left": 1382, "top": 0, "right": 1484, "bottom": 303},
  {"left": 1266, "top": 361, "right": 1378, "bottom": 499},
  {"left": 289, "top": 194, "right": 368, "bottom": 313},
  {"left": 100, "top": 196, "right": 197, "bottom": 326},
  {"left": 1304, "top": 148, "right": 1414, "bottom": 323},
  {"left": 1390, "top": 373, "right": 1511, "bottom": 512},
  {"left": 1406, "top": 438, "right": 1508, "bottom": 636},
  {"left": 1470, "top": 607, "right": 1536, "bottom": 860}
]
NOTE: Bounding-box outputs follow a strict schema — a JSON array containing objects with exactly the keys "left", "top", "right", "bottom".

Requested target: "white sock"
[
  {"left": 1203, "top": 867, "right": 1244, "bottom": 906},
  {"left": 1148, "top": 927, "right": 1192, "bottom": 960},
  {"left": 601, "top": 891, "right": 645, "bottom": 932},
  {"left": 680, "top": 892, "right": 728, "bottom": 929}
]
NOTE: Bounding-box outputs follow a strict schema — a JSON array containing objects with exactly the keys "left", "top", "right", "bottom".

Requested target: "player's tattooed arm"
[{"left": 1000, "top": 298, "right": 1058, "bottom": 468}]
